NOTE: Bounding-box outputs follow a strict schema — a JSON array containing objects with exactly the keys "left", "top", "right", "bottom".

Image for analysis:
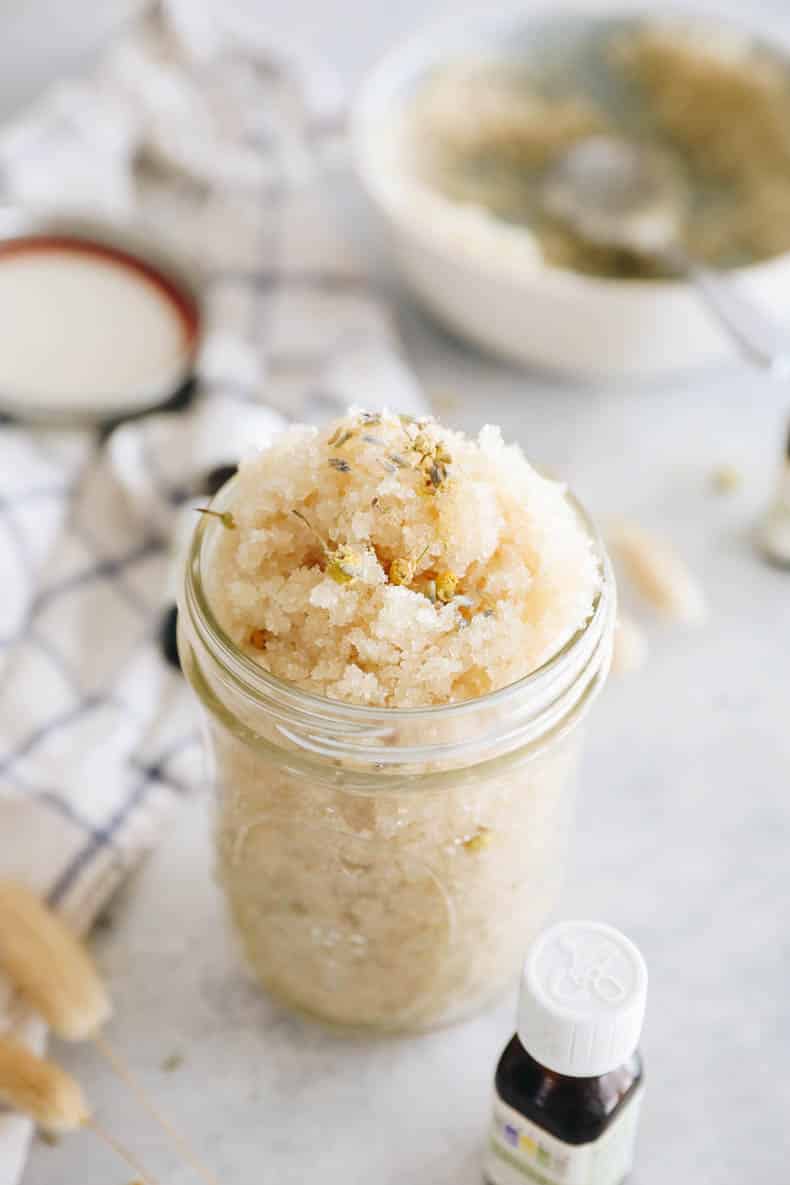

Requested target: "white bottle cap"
[{"left": 518, "top": 921, "right": 647, "bottom": 1078}]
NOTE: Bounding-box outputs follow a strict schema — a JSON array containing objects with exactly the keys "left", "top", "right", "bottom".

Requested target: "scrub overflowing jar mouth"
[
  {"left": 181, "top": 477, "right": 616, "bottom": 768},
  {"left": 180, "top": 461, "right": 615, "bottom": 1032}
]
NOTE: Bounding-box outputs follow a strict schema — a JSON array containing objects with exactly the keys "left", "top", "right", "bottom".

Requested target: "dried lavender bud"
[{"left": 328, "top": 427, "right": 354, "bottom": 448}]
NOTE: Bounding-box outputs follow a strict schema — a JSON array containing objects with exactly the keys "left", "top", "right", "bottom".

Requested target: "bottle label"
[{"left": 484, "top": 1088, "right": 643, "bottom": 1185}]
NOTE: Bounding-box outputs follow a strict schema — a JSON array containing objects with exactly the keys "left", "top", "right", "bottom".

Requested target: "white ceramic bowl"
[{"left": 351, "top": 5, "right": 790, "bottom": 379}]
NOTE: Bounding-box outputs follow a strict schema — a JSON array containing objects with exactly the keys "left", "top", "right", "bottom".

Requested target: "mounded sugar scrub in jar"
[{"left": 179, "top": 411, "right": 615, "bottom": 1030}]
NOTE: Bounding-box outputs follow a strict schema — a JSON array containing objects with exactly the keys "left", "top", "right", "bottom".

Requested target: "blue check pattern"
[
  {"left": 0, "top": 421, "right": 200, "bottom": 926},
  {"left": 0, "top": 23, "right": 432, "bottom": 1179},
  {"left": 0, "top": 13, "right": 431, "bottom": 1182}
]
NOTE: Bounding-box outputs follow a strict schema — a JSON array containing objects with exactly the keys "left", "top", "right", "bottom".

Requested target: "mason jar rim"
[{"left": 181, "top": 476, "right": 615, "bottom": 767}]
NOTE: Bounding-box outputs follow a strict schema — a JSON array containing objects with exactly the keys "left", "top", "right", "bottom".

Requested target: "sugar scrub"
[
  {"left": 206, "top": 412, "right": 600, "bottom": 705},
  {"left": 397, "top": 25, "right": 790, "bottom": 278},
  {"left": 179, "top": 411, "right": 615, "bottom": 1030}
]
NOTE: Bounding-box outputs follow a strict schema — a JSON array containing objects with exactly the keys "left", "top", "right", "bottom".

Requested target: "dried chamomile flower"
[
  {"left": 327, "top": 545, "right": 362, "bottom": 585},
  {"left": 412, "top": 432, "right": 434, "bottom": 458},
  {"left": 389, "top": 557, "right": 414, "bottom": 586},
  {"left": 196, "top": 507, "right": 236, "bottom": 530},
  {"left": 435, "top": 570, "right": 458, "bottom": 602},
  {"left": 408, "top": 431, "right": 453, "bottom": 494},
  {"left": 463, "top": 827, "right": 493, "bottom": 853},
  {"left": 388, "top": 544, "right": 430, "bottom": 588},
  {"left": 397, "top": 416, "right": 453, "bottom": 489},
  {"left": 397, "top": 416, "right": 428, "bottom": 449},
  {"left": 291, "top": 510, "right": 362, "bottom": 585}
]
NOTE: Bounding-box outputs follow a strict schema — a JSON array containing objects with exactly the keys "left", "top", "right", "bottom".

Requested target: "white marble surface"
[
  {"left": 22, "top": 299, "right": 790, "bottom": 1185},
  {"left": 19, "top": 3, "right": 790, "bottom": 1183}
]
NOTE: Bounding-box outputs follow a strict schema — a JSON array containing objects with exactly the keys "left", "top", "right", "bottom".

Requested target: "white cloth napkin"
[{"left": 0, "top": 7, "right": 426, "bottom": 1180}]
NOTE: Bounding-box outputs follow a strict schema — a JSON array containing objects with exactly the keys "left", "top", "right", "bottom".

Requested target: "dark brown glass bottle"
[
  {"left": 484, "top": 921, "right": 647, "bottom": 1185},
  {"left": 493, "top": 1036, "right": 643, "bottom": 1148}
]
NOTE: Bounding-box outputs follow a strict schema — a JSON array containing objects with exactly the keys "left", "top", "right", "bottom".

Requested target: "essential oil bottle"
[{"left": 484, "top": 921, "right": 647, "bottom": 1185}]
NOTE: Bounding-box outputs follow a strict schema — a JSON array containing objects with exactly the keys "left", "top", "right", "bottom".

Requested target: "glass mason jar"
[{"left": 178, "top": 489, "right": 615, "bottom": 1033}]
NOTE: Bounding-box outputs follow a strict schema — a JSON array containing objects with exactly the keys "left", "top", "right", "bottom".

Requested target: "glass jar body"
[
  {"left": 180, "top": 649, "right": 608, "bottom": 1032},
  {"left": 213, "top": 710, "right": 580, "bottom": 1031},
  {"left": 178, "top": 499, "right": 614, "bottom": 1032}
]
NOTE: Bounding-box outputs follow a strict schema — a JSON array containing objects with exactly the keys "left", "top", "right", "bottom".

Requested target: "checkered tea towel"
[{"left": 0, "top": 6, "right": 426, "bottom": 1180}]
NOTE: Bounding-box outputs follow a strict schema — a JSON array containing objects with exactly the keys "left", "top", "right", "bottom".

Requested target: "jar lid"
[
  {"left": 518, "top": 920, "right": 647, "bottom": 1077},
  {"left": 0, "top": 214, "right": 201, "bottom": 423}
]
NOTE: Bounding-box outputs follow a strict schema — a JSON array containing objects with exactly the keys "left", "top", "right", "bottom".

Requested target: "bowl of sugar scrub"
[
  {"left": 178, "top": 411, "right": 615, "bottom": 1031},
  {"left": 352, "top": 7, "right": 790, "bottom": 377},
  {"left": 0, "top": 215, "right": 200, "bottom": 421}
]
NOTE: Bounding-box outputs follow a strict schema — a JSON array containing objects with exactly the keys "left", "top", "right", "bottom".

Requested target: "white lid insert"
[{"left": 518, "top": 920, "right": 647, "bottom": 1078}]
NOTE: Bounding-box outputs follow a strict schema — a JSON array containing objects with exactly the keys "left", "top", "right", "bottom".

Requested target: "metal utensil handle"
[{"left": 660, "top": 243, "right": 790, "bottom": 375}]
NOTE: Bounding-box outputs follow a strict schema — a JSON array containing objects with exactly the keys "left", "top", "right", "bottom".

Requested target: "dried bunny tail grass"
[
  {"left": 0, "top": 880, "right": 111, "bottom": 1040},
  {"left": 611, "top": 613, "right": 649, "bottom": 675},
  {"left": 94, "top": 1033, "right": 222, "bottom": 1185},
  {"left": 608, "top": 520, "right": 707, "bottom": 624},
  {"left": 0, "top": 883, "right": 216, "bottom": 1185},
  {"left": 0, "top": 1035, "right": 90, "bottom": 1132},
  {"left": 0, "top": 1039, "right": 159, "bottom": 1182},
  {"left": 85, "top": 1116, "right": 161, "bottom": 1185}
]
